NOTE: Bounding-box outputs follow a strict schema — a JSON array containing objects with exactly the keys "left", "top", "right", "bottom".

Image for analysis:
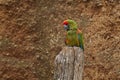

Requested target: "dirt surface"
[{"left": 0, "top": 0, "right": 120, "bottom": 80}]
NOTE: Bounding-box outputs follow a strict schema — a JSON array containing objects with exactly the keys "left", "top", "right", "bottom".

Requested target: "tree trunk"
[{"left": 54, "top": 47, "right": 84, "bottom": 80}]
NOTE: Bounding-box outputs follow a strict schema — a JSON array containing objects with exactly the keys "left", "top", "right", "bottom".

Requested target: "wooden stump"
[{"left": 54, "top": 47, "right": 84, "bottom": 80}]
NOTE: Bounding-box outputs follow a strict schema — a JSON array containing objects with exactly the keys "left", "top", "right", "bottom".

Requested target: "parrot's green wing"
[{"left": 78, "top": 32, "right": 84, "bottom": 51}]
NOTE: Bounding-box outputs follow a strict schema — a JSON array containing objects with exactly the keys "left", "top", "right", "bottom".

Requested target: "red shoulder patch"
[{"left": 77, "top": 29, "right": 82, "bottom": 34}]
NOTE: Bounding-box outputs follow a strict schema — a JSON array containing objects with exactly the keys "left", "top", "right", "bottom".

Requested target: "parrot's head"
[{"left": 63, "top": 19, "right": 78, "bottom": 31}]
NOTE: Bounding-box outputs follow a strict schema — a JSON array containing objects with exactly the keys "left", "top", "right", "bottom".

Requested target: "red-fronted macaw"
[{"left": 63, "top": 19, "right": 84, "bottom": 51}]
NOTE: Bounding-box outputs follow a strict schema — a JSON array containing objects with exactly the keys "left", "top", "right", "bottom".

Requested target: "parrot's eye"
[{"left": 64, "top": 25, "right": 69, "bottom": 31}]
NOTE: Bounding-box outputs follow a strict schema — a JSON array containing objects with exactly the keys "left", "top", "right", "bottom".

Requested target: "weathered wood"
[{"left": 54, "top": 47, "right": 84, "bottom": 80}]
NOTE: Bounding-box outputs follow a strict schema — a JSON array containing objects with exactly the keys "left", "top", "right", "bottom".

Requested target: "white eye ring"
[
  {"left": 64, "top": 25, "right": 68, "bottom": 28},
  {"left": 64, "top": 25, "right": 69, "bottom": 30}
]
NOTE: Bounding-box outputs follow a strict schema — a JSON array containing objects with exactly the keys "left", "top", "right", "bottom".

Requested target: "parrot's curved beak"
[{"left": 64, "top": 25, "right": 69, "bottom": 31}]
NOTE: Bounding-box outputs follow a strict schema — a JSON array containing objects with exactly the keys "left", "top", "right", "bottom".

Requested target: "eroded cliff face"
[{"left": 0, "top": 0, "right": 120, "bottom": 80}]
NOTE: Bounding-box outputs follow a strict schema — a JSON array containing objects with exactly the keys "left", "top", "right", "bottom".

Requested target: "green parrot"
[{"left": 63, "top": 19, "right": 84, "bottom": 51}]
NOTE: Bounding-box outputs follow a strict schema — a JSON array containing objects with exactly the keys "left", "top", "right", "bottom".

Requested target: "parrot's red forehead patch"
[{"left": 63, "top": 21, "right": 68, "bottom": 25}]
